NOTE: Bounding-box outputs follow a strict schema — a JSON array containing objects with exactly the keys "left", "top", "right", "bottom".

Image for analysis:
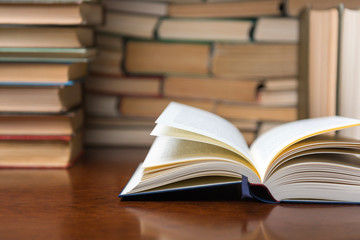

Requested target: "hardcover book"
[
  {"left": 211, "top": 43, "right": 297, "bottom": 78},
  {"left": 101, "top": 0, "right": 167, "bottom": 16},
  {"left": 163, "top": 76, "right": 260, "bottom": 103},
  {"left": 0, "top": 132, "right": 82, "bottom": 168},
  {"left": 0, "top": 108, "right": 83, "bottom": 136},
  {"left": 0, "top": 47, "right": 96, "bottom": 62},
  {"left": 338, "top": 7, "right": 360, "bottom": 140},
  {"left": 0, "top": 2, "right": 103, "bottom": 25},
  {"left": 89, "top": 49, "right": 123, "bottom": 75},
  {"left": 253, "top": 17, "right": 299, "bottom": 43},
  {"left": 285, "top": 0, "right": 360, "bottom": 16},
  {"left": 297, "top": 7, "right": 338, "bottom": 119},
  {"left": 0, "top": 27, "right": 94, "bottom": 48},
  {"left": 215, "top": 102, "right": 297, "bottom": 122},
  {"left": 85, "top": 75, "right": 161, "bottom": 97},
  {"left": 85, "top": 93, "right": 119, "bottom": 117},
  {"left": 168, "top": 0, "right": 281, "bottom": 18},
  {"left": 158, "top": 18, "right": 252, "bottom": 42},
  {"left": 125, "top": 41, "right": 210, "bottom": 75},
  {"left": 96, "top": 12, "right": 158, "bottom": 39},
  {"left": 0, "top": 82, "right": 82, "bottom": 112},
  {"left": 120, "top": 102, "right": 360, "bottom": 203},
  {"left": 0, "top": 62, "right": 87, "bottom": 84},
  {"left": 119, "top": 97, "right": 214, "bottom": 118}
]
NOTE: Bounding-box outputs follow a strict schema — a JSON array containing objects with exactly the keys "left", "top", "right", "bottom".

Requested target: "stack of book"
[
  {"left": 85, "top": 35, "right": 158, "bottom": 146},
  {"left": 0, "top": 0, "right": 102, "bottom": 167},
  {"left": 85, "top": 0, "right": 301, "bottom": 146}
]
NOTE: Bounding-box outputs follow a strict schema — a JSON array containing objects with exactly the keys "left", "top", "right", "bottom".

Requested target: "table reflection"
[
  {"left": 127, "top": 203, "right": 360, "bottom": 240},
  {"left": 2, "top": 147, "right": 360, "bottom": 240},
  {"left": 126, "top": 202, "right": 274, "bottom": 240},
  {"left": 264, "top": 205, "right": 360, "bottom": 240},
  {"left": 0, "top": 168, "right": 71, "bottom": 194},
  {"left": 0, "top": 169, "right": 72, "bottom": 239}
]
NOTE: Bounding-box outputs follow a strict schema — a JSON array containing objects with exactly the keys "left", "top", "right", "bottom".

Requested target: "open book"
[{"left": 120, "top": 102, "right": 360, "bottom": 203}]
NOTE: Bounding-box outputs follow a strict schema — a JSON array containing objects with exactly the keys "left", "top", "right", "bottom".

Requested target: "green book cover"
[{"left": 0, "top": 47, "right": 97, "bottom": 63}]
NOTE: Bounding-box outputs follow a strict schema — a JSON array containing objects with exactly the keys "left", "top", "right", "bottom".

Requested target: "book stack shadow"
[
  {"left": 85, "top": 0, "right": 300, "bottom": 147},
  {"left": 0, "top": 0, "right": 102, "bottom": 168}
]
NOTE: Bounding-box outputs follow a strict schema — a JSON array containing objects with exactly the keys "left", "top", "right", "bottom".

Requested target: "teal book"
[{"left": 120, "top": 102, "right": 360, "bottom": 203}]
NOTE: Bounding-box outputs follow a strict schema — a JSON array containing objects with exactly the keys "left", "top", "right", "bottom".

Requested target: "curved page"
[
  {"left": 154, "top": 102, "right": 251, "bottom": 161},
  {"left": 151, "top": 124, "right": 253, "bottom": 165},
  {"left": 250, "top": 116, "right": 360, "bottom": 181}
]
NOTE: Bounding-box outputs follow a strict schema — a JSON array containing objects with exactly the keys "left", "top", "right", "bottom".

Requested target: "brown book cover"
[
  {"left": 216, "top": 102, "right": 297, "bottom": 122},
  {"left": 0, "top": 27, "right": 94, "bottom": 48},
  {"left": 96, "top": 12, "right": 158, "bottom": 39},
  {"left": 0, "top": 132, "right": 83, "bottom": 168},
  {"left": 168, "top": 0, "right": 282, "bottom": 18},
  {"left": 0, "top": 3, "right": 103, "bottom": 25},
  {"left": 158, "top": 18, "right": 252, "bottom": 42},
  {"left": 85, "top": 93, "right": 119, "bottom": 117},
  {"left": 0, "top": 108, "right": 83, "bottom": 136},
  {"left": 120, "top": 97, "right": 214, "bottom": 118},
  {"left": 85, "top": 75, "right": 162, "bottom": 97},
  {"left": 0, "top": 62, "right": 87, "bottom": 83},
  {"left": 164, "top": 76, "right": 260, "bottom": 103},
  {"left": 125, "top": 41, "right": 210, "bottom": 75},
  {"left": 212, "top": 43, "right": 298, "bottom": 78},
  {"left": 0, "top": 82, "right": 82, "bottom": 113}
]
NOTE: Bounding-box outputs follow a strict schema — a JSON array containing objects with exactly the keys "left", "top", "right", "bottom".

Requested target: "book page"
[
  {"left": 151, "top": 124, "right": 250, "bottom": 161},
  {"left": 250, "top": 116, "right": 360, "bottom": 181},
  {"left": 265, "top": 153, "right": 360, "bottom": 202},
  {"left": 141, "top": 137, "right": 261, "bottom": 187},
  {"left": 154, "top": 102, "right": 252, "bottom": 161},
  {"left": 142, "top": 137, "right": 253, "bottom": 168}
]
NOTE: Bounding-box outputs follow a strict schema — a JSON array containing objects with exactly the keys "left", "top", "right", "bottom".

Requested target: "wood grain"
[{"left": 1, "top": 147, "right": 360, "bottom": 240}]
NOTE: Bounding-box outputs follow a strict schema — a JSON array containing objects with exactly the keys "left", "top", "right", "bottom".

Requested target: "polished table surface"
[{"left": 2, "top": 147, "right": 360, "bottom": 240}]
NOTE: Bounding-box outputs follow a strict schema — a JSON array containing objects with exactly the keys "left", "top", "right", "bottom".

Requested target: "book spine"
[{"left": 297, "top": 6, "right": 310, "bottom": 119}]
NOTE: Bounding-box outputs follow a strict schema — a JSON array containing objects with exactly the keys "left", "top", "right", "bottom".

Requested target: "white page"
[
  {"left": 154, "top": 102, "right": 251, "bottom": 161},
  {"left": 141, "top": 136, "right": 260, "bottom": 184},
  {"left": 120, "top": 163, "right": 144, "bottom": 195},
  {"left": 143, "top": 137, "right": 250, "bottom": 168},
  {"left": 151, "top": 124, "right": 248, "bottom": 160},
  {"left": 250, "top": 116, "right": 360, "bottom": 181}
]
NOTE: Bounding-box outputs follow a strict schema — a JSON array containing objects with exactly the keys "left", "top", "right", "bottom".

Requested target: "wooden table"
[{"left": 1, "top": 147, "right": 360, "bottom": 240}]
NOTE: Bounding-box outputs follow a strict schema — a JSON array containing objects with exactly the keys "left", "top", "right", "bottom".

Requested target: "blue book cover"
[{"left": 0, "top": 78, "right": 84, "bottom": 87}]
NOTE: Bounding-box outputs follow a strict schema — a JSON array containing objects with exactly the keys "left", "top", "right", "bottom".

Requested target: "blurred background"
[
  {"left": 85, "top": 0, "right": 300, "bottom": 148},
  {"left": 1, "top": 0, "right": 360, "bottom": 167}
]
